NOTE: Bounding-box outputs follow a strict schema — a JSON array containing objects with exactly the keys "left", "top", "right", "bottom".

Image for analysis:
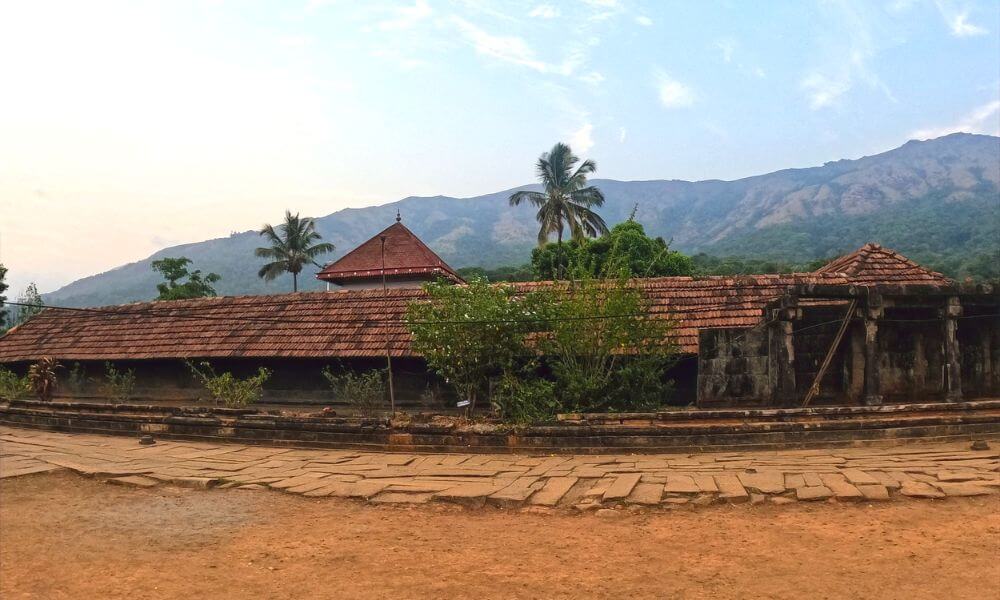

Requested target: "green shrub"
[
  {"left": 490, "top": 375, "right": 558, "bottom": 424},
  {"left": 532, "top": 274, "right": 678, "bottom": 413},
  {"left": 187, "top": 361, "right": 270, "bottom": 408},
  {"left": 406, "top": 277, "right": 541, "bottom": 415},
  {"left": 0, "top": 368, "right": 31, "bottom": 400},
  {"left": 322, "top": 367, "right": 386, "bottom": 418},
  {"left": 103, "top": 362, "right": 137, "bottom": 402}
]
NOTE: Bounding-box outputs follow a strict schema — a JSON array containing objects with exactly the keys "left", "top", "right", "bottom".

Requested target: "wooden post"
[{"left": 942, "top": 296, "right": 962, "bottom": 402}]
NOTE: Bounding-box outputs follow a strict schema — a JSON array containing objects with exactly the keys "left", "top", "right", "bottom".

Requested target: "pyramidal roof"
[
  {"left": 814, "top": 243, "right": 950, "bottom": 284},
  {"left": 316, "top": 218, "right": 464, "bottom": 284}
]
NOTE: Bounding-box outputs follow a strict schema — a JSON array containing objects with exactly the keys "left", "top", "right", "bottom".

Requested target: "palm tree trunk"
[
  {"left": 557, "top": 223, "right": 564, "bottom": 280},
  {"left": 293, "top": 271, "right": 298, "bottom": 292}
]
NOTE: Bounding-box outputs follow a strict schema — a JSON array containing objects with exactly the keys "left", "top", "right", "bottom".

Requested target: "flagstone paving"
[{"left": 1, "top": 426, "right": 997, "bottom": 510}]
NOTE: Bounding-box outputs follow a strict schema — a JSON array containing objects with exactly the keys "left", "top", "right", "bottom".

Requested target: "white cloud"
[
  {"left": 935, "top": 1, "right": 988, "bottom": 37},
  {"left": 799, "top": 1, "right": 896, "bottom": 110},
  {"left": 654, "top": 71, "right": 695, "bottom": 108},
  {"left": 579, "top": 71, "right": 605, "bottom": 86},
  {"left": 949, "top": 11, "right": 988, "bottom": 36},
  {"left": 635, "top": 15, "right": 653, "bottom": 26},
  {"left": 801, "top": 73, "right": 852, "bottom": 110},
  {"left": 570, "top": 122, "right": 594, "bottom": 153},
  {"left": 529, "top": 4, "right": 559, "bottom": 19},
  {"left": 450, "top": 16, "right": 548, "bottom": 72},
  {"left": 909, "top": 100, "right": 1000, "bottom": 139},
  {"left": 618, "top": 127, "right": 627, "bottom": 143},
  {"left": 376, "top": 0, "right": 432, "bottom": 31}
]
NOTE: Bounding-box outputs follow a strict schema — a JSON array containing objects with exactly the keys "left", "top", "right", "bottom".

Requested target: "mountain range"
[{"left": 44, "top": 133, "right": 999, "bottom": 307}]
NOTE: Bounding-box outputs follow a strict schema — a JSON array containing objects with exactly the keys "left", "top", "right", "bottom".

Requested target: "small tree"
[
  {"left": 322, "top": 367, "right": 386, "bottom": 418},
  {"left": 406, "top": 278, "right": 540, "bottom": 415},
  {"left": 187, "top": 361, "right": 271, "bottom": 408},
  {"left": 13, "top": 283, "right": 43, "bottom": 326},
  {"left": 533, "top": 273, "right": 678, "bottom": 413},
  {"left": 151, "top": 257, "right": 221, "bottom": 300},
  {"left": 103, "top": 362, "right": 137, "bottom": 402}
]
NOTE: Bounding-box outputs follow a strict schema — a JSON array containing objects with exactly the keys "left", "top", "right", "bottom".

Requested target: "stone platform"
[
  {"left": 2, "top": 398, "right": 999, "bottom": 453},
  {"left": 2, "top": 426, "right": 997, "bottom": 510}
]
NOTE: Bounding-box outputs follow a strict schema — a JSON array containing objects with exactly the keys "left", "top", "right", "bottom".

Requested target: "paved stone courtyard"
[{"left": 1, "top": 426, "right": 998, "bottom": 510}]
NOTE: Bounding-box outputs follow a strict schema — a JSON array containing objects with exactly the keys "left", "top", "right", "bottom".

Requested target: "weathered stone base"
[{"left": 1, "top": 398, "right": 998, "bottom": 453}]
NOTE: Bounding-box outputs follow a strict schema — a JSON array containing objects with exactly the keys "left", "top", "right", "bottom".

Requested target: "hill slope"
[{"left": 45, "top": 133, "right": 999, "bottom": 307}]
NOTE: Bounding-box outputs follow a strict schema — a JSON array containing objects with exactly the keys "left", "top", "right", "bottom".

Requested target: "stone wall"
[{"left": 698, "top": 290, "right": 1000, "bottom": 408}]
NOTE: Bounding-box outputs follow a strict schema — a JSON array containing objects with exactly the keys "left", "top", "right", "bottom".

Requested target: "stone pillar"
[
  {"left": 862, "top": 297, "right": 883, "bottom": 406},
  {"left": 769, "top": 297, "right": 799, "bottom": 407},
  {"left": 942, "top": 296, "right": 963, "bottom": 402}
]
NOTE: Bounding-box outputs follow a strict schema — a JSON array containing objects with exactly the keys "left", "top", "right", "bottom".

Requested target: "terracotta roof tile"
[
  {"left": 0, "top": 245, "right": 948, "bottom": 362},
  {"left": 814, "top": 242, "right": 950, "bottom": 284},
  {"left": 316, "top": 222, "right": 464, "bottom": 284}
]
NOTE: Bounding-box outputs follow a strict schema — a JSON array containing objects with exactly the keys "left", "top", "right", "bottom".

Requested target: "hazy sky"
[{"left": 1, "top": 0, "right": 998, "bottom": 296}]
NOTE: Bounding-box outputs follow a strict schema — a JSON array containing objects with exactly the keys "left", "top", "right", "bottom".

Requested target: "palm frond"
[{"left": 509, "top": 190, "right": 547, "bottom": 207}]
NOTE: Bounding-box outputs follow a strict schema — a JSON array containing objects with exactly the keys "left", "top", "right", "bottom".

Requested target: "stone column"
[
  {"left": 769, "top": 297, "right": 799, "bottom": 407},
  {"left": 862, "top": 297, "right": 883, "bottom": 406},
  {"left": 942, "top": 296, "right": 963, "bottom": 402}
]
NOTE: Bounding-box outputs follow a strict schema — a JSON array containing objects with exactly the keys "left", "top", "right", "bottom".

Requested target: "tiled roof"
[
  {"left": 316, "top": 221, "right": 464, "bottom": 284},
  {"left": 0, "top": 245, "right": 948, "bottom": 362},
  {"left": 814, "top": 243, "right": 950, "bottom": 284}
]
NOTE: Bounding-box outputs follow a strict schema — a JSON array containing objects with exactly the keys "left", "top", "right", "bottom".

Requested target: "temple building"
[{"left": 316, "top": 213, "right": 464, "bottom": 290}]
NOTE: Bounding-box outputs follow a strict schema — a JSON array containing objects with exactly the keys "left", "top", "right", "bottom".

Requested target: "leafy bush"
[
  {"left": 187, "top": 361, "right": 270, "bottom": 408},
  {"left": 531, "top": 273, "right": 678, "bottom": 413},
  {"left": 406, "top": 277, "right": 541, "bottom": 415},
  {"left": 0, "top": 368, "right": 31, "bottom": 400},
  {"left": 104, "top": 362, "right": 137, "bottom": 402},
  {"left": 490, "top": 375, "right": 558, "bottom": 424},
  {"left": 322, "top": 367, "right": 386, "bottom": 418},
  {"left": 27, "top": 357, "right": 59, "bottom": 401}
]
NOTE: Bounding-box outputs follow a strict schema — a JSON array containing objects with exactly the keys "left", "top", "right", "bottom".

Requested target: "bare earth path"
[
  {"left": 1, "top": 426, "right": 998, "bottom": 507},
  {"left": 1, "top": 471, "right": 998, "bottom": 599}
]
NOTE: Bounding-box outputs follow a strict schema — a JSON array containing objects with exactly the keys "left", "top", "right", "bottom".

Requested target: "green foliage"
[
  {"left": 704, "top": 191, "right": 999, "bottom": 281},
  {"left": 64, "top": 362, "right": 87, "bottom": 395},
  {"left": 12, "top": 282, "right": 43, "bottom": 326},
  {"left": 0, "top": 367, "right": 31, "bottom": 400},
  {"left": 532, "top": 220, "right": 694, "bottom": 280},
  {"left": 406, "top": 278, "right": 540, "bottom": 414},
  {"left": 509, "top": 142, "right": 608, "bottom": 265},
  {"left": 321, "top": 367, "right": 386, "bottom": 418},
  {"left": 532, "top": 275, "right": 677, "bottom": 413},
  {"left": 690, "top": 254, "right": 825, "bottom": 275},
  {"left": 256, "top": 210, "right": 335, "bottom": 292},
  {"left": 152, "top": 257, "right": 221, "bottom": 300},
  {"left": 455, "top": 264, "right": 534, "bottom": 282},
  {"left": 406, "top": 272, "right": 679, "bottom": 421},
  {"left": 491, "top": 375, "right": 558, "bottom": 424},
  {"left": 103, "top": 363, "right": 137, "bottom": 402},
  {"left": 187, "top": 361, "right": 270, "bottom": 407},
  {"left": 27, "top": 358, "right": 59, "bottom": 401}
]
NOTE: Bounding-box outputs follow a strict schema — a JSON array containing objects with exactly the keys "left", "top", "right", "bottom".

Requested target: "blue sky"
[{"left": 1, "top": 0, "right": 998, "bottom": 295}]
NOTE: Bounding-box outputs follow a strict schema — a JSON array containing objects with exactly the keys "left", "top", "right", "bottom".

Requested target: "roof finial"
[{"left": 395, "top": 209, "right": 401, "bottom": 223}]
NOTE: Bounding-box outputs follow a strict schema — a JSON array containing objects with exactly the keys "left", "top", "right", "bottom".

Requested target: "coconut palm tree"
[
  {"left": 255, "top": 211, "right": 334, "bottom": 292},
  {"left": 509, "top": 142, "right": 608, "bottom": 278}
]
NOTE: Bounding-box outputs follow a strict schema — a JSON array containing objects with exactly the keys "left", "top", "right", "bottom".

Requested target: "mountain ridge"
[{"left": 44, "top": 133, "right": 1000, "bottom": 307}]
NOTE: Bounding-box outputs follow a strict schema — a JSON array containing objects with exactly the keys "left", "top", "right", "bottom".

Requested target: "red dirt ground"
[{"left": 1, "top": 472, "right": 998, "bottom": 599}]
